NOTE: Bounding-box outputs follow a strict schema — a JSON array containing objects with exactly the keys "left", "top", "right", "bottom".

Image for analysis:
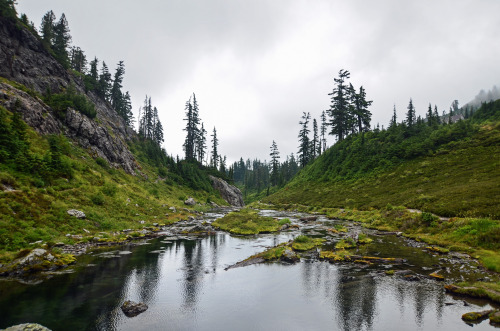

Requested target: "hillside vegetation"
[
  {"left": 0, "top": 103, "right": 226, "bottom": 261},
  {"left": 265, "top": 100, "right": 500, "bottom": 219}
]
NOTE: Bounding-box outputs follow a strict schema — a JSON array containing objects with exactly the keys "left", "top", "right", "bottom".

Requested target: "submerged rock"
[
  {"left": 2, "top": 323, "right": 51, "bottom": 331},
  {"left": 121, "top": 300, "right": 148, "bottom": 317},
  {"left": 462, "top": 309, "right": 495, "bottom": 322},
  {"left": 281, "top": 249, "right": 300, "bottom": 263}
]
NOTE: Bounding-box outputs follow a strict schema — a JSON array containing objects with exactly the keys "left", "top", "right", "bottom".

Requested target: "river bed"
[{"left": 0, "top": 209, "right": 498, "bottom": 330}]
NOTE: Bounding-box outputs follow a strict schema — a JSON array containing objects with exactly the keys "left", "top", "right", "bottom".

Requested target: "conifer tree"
[
  {"left": 320, "top": 110, "right": 327, "bottom": 153},
  {"left": 389, "top": 105, "right": 397, "bottom": 128},
  {"left": 110, "top": 61, "right": 125, "bottom": 110},
  {"left": 97, "top": 61, "right": 112, "bottom": 101},
  {"left": 121, "top": 91, "right": 134, "bottom": 127},
  {"left": 52, "top": 13, "right": 71, "bottom": 68},
  {"left": 406, "top": 98, "right": 416, "bottom": 127},
  {"left": 426, "top": 103, "right": 433, "bottom": 126},
  {"left": 70, "top": 47, "right": 87, "bottom": 73},
  {"left": 152, "top": 106, "right": 163, "bottom": 145},
  {"left": 311, "top": 118, "right": 319, "bottom": 158},
  {"left": 298, "top": 111, "right": 311, "bottom": 168},
  {"left": 197, "top": 122, "right": 207, "bottom": 164},
  {"left": 88, "top": 57, "right": 99, "bottom": 88},
  {"left": 352, "top": 85, "right": 372, "bottom": 133},
  {"left": 433, "top": 105, "right": 441, "bottom": 124},
  {"left": 328, "top": 69, "right": 352, "bottom": 141},
  {"left": 269, "top": 140, "right": 280, "bottom": 186},
  {"left": 211, "top": 127, "right": 218, "bottom": 169},
  {"left": 40, "top": 10, "right": 56, "bottom": 47}
]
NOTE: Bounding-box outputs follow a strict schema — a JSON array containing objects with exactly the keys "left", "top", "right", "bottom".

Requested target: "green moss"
[
  {"left": 212, "top": 208, "right": 281, "bottom": 235},
  {"left": 335, "top": 238, "right": 356, "bottom": 249},
  {"left": 292, "top": 235, "right": 325, "bottom": 251}
]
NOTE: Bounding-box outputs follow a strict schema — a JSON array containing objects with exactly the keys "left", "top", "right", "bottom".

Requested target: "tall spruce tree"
[
  {"left": 352, "top": 85, "right": 372, "bottom": 133},
  {"left": 110, "top": 61, "right": 125, "bottom": 110},
  {"left": 406, "top": 98, "right": 416, "bottom": 127},
  {"left": 52, "top": 13, "right": 71, "bottom": 68},
  {"left": 312, "top": 118, "right": 319, "bottom": 158},
  {"left": 70, "top": 46, "right": 87, "bottom": 73},
  {"left": 389, "top": 105, "right": 397, "bottom": 128},
  {"left": 270, "top": 140, "right": 280, "bottom": 186},
  {"left": 211, "top": 127, "right": 218, "bottom": 169},
  {"left": 320, "top": 110, "right": 327, "bottom": 154},
  {"left": 197, "top": 122, "right": 207, "bottom": 164},
  {"left": 328, "top": 69, "right": 352, "bottom": 141},
  {"left": 40, "top": 10, "right": 56, "bottom": 47},
  {"left": 97, "top": 61, "right": 112, "bottom": 101},
  {"left": 298, "top": 112, "right": 311, "bottom": 168}
]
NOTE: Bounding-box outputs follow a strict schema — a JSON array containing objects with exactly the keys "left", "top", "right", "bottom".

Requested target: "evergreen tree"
[
  {"left": 328, "top": 69, "right": 352, "bottom": 141},
  {"left": 320, "top": 110, "right": 327, "bottom": 153},
  {"left": 298, "top": 111, "right": 311, "bottom": 168},
  {"left": 0, "top": 0, "right": 17, "bottom": 19},
  {"left": 70, "top": 47, "right": 87, "bottom": 73},
  {"left": 110, "top": 61, "right": 125, "bottom": 111},
  {"left": 197, "top": 122, "right": 207, "bottom": 164},
  {"left": 183, "top": 97, "right": 195, "bottom": 160},
  {"left": 406, "top": 98, "right": 416, "bottom": 127},
  {"left": 433, "top": 105, "right": 441, "bottom": 124},
  {"left": 270, "top": 140, "right": 280, "bottom": 186},
  {"left": 211, "top": 127, "right": 218, "bottom": 169},
  {"left": 426, "top": 103, "right": 434, "bottom": 126},
  {"left": 52, "top": 13, "right": 71, "bottom": 68},
  {"left": 311, "top": 118, "right": 319, "bottom": 158},
  {"left": 152, "top": 106, "right": 163, "bottom": 145},
  {"left": 40, "top": 10, "right": 56, "bottom": 47},
  {"left": 352, "top": 85, "right": 372, "bottom": 133},
  {"left": 121, "top": 91, "right": 134, "bottom": 127},
  {"left": 97, "top": 61, "right": 112, "bottom": 101},
  {"left": 389, "top": 105, "right": 397, "bottom": 128}
]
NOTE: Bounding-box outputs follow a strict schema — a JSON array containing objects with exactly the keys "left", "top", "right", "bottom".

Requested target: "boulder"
[
  {"left": 121, "top": 300, "right": 148, "bottom": 317},
  {"left": 67, "top": 209, "right": 86, "bottom": 219},
  {"left": 281, "top": 249, "right": 300, "bottom": 263},
  {"left": 462, "top": 309, "right": 495, "bottom": 322},
  {"left": 209, "top": 175, "right": 244, "bottom": 207},
  {"left": 184, "top": 197, "right": 196, "bottom": 206},
  {"left": 3, "top": 323, "right": 51, "bottom": 331}
]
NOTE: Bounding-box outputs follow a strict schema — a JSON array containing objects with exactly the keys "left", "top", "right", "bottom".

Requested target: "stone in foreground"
[
  {"left": 121, "top": 300, "right": 148, "bottom": 317},
  {"left": 3, "top": 323, "right": 51, "bottom": 331}
]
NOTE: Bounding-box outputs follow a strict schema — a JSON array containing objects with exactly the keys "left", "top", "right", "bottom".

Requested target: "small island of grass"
[{"left": 212, "top": 208, "right": 282, "bottom": 235}]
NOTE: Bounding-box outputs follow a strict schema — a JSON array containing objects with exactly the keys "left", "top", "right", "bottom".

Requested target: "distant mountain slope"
[{"left": 265, "top": 100, "right": 500, "bottom": 219}]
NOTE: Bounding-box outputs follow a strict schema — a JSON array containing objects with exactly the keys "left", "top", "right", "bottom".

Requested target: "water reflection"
[{"left": 0, "top": 225, "right": 497, "bottom": 331}]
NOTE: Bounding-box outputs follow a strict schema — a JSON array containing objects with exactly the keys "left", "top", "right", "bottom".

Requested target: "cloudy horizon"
[{"left": 17, "top": 0, "right": 500, "bottom": 164}]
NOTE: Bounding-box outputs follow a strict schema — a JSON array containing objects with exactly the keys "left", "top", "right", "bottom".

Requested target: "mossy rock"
[
  {"left": 490, "top": 311, "right": 500, "bottom": 324},
  {"left": 462, "top": 310, "right": 494, "bottom": 322}
]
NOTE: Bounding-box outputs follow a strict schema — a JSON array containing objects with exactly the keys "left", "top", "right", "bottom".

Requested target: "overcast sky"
[{"left": 17, "top": 0, "right": 500, "bottom": 164}]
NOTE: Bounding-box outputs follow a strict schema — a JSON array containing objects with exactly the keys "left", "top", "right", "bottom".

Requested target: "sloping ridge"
[{"left": 0, "top": 16, "right": 137, "bottom": 173}]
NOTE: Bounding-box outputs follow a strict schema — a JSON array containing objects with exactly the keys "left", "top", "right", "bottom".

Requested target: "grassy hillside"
[
  {"left": 265, "top": 100, "right": 500, "bottom": 219},
  {"left": 0, "top": 104, "right": 226, "bottom": 262}
]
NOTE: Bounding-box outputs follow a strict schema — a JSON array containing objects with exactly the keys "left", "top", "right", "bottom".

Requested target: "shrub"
[{"left": 90, "top": 192, "right": 105, "bottom": 205}]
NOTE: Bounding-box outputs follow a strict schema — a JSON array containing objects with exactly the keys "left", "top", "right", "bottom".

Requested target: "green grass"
[
  {"left": 211, "top": 208, "right": 281, "bottom": 235},
  {"left": 265, "top": 121, "right": 500, "bottom": 219},
  {"left": 0, "top": 129, "right": 224, "bottom": 262},
  {"left": 291, "top": 235, "right": 325, "bottom": 251}
]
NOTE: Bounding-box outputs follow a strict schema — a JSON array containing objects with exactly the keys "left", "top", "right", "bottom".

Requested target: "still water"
[{"left": 0, "top": 210, "right": 497, "bottom": 330}]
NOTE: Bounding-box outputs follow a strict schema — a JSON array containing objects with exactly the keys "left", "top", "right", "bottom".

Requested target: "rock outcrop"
[
  {"left": 209, "top": 175, "right": 244, "bottom": 207},
  {"left": 0, "top": 17, "right": 138, "bottom": 174}
]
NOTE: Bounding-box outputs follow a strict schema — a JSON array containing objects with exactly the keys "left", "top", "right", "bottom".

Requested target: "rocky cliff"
[
  {"left": 209, "top": 175, "right": 244, "bottom": 207},
  {"left": 0, "top": 17, "right": 138, "bottom": 174}
]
